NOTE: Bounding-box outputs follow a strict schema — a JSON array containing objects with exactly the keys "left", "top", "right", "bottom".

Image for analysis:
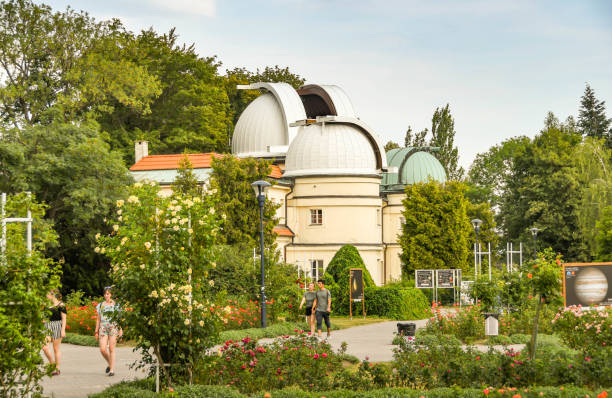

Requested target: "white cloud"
[{"left": 149, "top": 0, "right": 215, "bottom": 17}]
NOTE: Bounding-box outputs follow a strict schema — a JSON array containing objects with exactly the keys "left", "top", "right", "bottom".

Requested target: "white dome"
[
  {"left": 231, "top": 82, "right": 306, "bottom": 158},
  {"left": 284, "top": 121, "right": 380, "bottom": 178},
  {"left": 231, "top": 93, "right": 286, "bottom": 157}
]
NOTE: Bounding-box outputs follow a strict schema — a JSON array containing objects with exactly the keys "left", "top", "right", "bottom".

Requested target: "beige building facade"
[{"left": 130, "top": 82, "right": 447, "bottom": 285}]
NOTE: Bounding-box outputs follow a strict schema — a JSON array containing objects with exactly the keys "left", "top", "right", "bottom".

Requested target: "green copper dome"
[{"left": 381, "top": 147, "right": 447, "bottom": 192}]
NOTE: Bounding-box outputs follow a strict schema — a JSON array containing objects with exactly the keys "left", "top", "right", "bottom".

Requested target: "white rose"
[
  {"left": 113, "top": 225, "right": 119, "bottom": 232},
  {"left": 184, "top": 319, "right": 190, "bottom": 325}
]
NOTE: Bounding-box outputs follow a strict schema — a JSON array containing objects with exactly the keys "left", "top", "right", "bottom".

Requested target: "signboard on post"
[
  {"left": 349, "top": 268, "right": 365, "bottom": 318},
  {"left": 563, "top": 263, "right": 612, "bottom": 307},
  {"left": 415, "top": 270, "right": 434, "bottom": 288},
  {"left": 436, "top": 269, "right": 454, "bottom": 288}
]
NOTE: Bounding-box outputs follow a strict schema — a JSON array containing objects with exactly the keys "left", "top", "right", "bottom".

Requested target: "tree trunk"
[{"left": 529, "top": 294, "right": 542, "bottom": 360}]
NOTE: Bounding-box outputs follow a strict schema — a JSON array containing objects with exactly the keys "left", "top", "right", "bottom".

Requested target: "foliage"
[
  {"left": 422, "top": 304, "right": 484, "bottom": 344},
  {"left": 596, "top": 205, "right": 612, "bottom": 261},
  {"left": 553, "top": 306, "right": 611, "bottom": 351},
  {"left": 218, "top": 321, "right": 308, "bottom": 343},
  {"left": 364, "top": 285, "right": 429, "bottom": 320},
  {"left": 323, "top": 245, "right": 375, "bottom": 315},
  {"left": 197, "top": 333, "right": 342, "bottom": 394},
  {"left": 65, "top": 299, "right": 98, "bottom": 335},
  {"left": 400, "top": 180, "right": 471, "bottom": 274},
  {"left": 62, "top": 332, "right": 98, "bottom": 347},
  {"left": 578, "top": 84, "right": 611, "bottom": 146},
  {"left": 430, "top": 104, "right": 464, "bottom": 180},
  {"left": 392, "top": 332, "right": 611, "bottom": 390},
  {"left": 384, "top": 141, "right": 400, "bottom": 151},
  {"left": 209, "top": 155, "right": 279, "bottom": 250},
  {"left": 171, "top": 155, "right": 202, "bottom": 197},
  {"left": 404, "top": 125, "right": 428, "bottom": 148},
  {"left": 0, "top": 123, "right": 131, "bottom": 295},
  {"left": 97, "top": 182, "right": 222, "bottom": 386},
  {"left": 465, "top": 199, "right": 498, "bottom": 252},
  {"left": 470, "top": 276, "right": 503, "bottom": 312},
  {"left": 0, "top": 193, "right": 61, "bottom": 398},
  {"left": 0, "top": 0, "right": 160, "bottom": 128}
]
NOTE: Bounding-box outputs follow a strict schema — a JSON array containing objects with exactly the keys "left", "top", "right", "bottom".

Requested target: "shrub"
[
  {"left": 65, "top": 300, "right": 98, "bottom": 335},
  {"left": 0, "top": 193, "right": 61, "bottom": 398},
  {"left": 365, "top": 286, "right": 429, "bottom": 320},
  {"left": 553, "top": 305, "right": 611, "bottom": 351},
  {"left": 62, "top": 332, "right": 98, "bottom": 347},
  {"left": 422, "top": 304, "right": 484, "bottom": 343}
]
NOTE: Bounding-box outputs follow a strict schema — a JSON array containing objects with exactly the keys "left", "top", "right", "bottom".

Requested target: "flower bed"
[
  {"left": 66, "top": 301, "right": 98, "bottom": 335},
  {"left": 553, "top": 305, "right": 611, "bottom": 350}
]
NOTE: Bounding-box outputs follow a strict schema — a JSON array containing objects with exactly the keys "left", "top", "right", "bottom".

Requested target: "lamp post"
[
  {"left": 252, "top": 180, "right": 271, "bottom": 328},
  {"left": 530, "top": 227, "right": 539, "bottom": 259},
  {"left": 471, "top": 219, "right": 482, "bottom": 279}
]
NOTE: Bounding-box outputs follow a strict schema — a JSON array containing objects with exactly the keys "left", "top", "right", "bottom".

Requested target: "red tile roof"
[
  {"left": 130, "top": 152, "right": 283, "bottom": 179},
  {"left": 273, "top": 225, "right": 294, "bottom": 237}
]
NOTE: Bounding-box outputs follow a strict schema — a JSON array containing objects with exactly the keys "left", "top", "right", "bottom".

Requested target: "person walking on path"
[
  {"left": 95, "top": 287, "right": 122, "bottom": 377},
  {"left": 312, "top": 279, "right": 332, "bottom": 339},
  {"left": 42, "top": 289, "right": 67, "bottom": 376},
  {"left": 298, "top": 282, "right": 317, "bottom": 335}
]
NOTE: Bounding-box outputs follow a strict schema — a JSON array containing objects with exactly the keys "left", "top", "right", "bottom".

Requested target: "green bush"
[
  {"left": 63, "top": 333, "right": 98, "bottom": 347},
  {"left": 89, "top": 379, "right": 244, "bottom": 398},
  {"left": 324, "top": 245, "right": 375, "bottom": 315},
  {"left": 218, "top": 321, "right": 307, "bottom": 342},
  {"left": 365, "top": 286, "right": 429, "bottom": 320},
  {"left": 553, "top": 305, "right": 612, "bottom": 351}
]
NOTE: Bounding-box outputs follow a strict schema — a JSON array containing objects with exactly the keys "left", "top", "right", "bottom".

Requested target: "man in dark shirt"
[{"left": 312, "top": 279, "right": 332, "bottom": 339}]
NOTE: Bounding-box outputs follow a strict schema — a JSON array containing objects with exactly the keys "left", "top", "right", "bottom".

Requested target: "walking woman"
[
  {"left": 298, "top": 282, "right": 317, "bottom": 335},
  {"left": 95, "top": 286, "right": 122, "bottom": 376},
  {"left": 42, "top": 289, "right": 67, "bottom": 376}
]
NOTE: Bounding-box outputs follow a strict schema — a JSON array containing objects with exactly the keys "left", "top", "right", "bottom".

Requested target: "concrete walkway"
[{"left": 40, "top": 344, "right": 146, "bottom": 398}]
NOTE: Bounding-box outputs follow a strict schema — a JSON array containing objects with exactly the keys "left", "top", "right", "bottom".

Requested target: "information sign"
[
  {"left": 350, "top": 268, "right": 364, "bottom": 301},
  {"left": 415, "top": 270, "right": 434, "bottom": 288},
  {"left": 436, "top": 269, "right": 454, "bottom": 288},
  {"left": 563, "top": 263, "right": 612, "bottom": 307}
]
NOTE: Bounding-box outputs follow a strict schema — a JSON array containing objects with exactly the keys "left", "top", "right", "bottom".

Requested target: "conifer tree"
[
  {"left": 171, "top": 154, "right": 201, "bottom": 197},
  {"left": 578, "top": 84, "right": 611, "bottom": 146},
  {"left": 430, "top": 105, "right": 464, "bottom": 180}
]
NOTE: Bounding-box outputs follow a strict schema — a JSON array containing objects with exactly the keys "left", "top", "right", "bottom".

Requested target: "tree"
[
  {"left": 97, "top": 183, "right": 221, "bottom": 386},
  {"left": 208, "top": 156, "right": 280, "bottom": 251},
  {"left": 404, "top": 125, "right": 428, "bottom": 147},
  {"left": 578, "top": 84, "right": 611, "bottom": 144},
  {"left": 384, "top": 141, "right": 400, "bottom": 151},
  {"left": 430, "top": 105, "right": 464, "bottom": 180},
  {"left": 0, "top": 0, "right": 160, "bottom": 128},
  {"left": 0, "top": 193, "right": 61, "bottom": 397},
  {"left": 0, "top": 123, "right": 131, "bottom": 295},
  {"left": 501, "top": 117, "right": 584, "bottom": 261},
  {"left": 171, "top": 154, "right": 201, "bottom": 197},
  {"left": 399, "top": 181, "right": 471, "bottom": 274},
  {"left": 96, "top": 28, "right": 231, "bottom": 163},
  {"left": 323, "top": 245, "right": 375, "bottom": 315},
  {"left": 596, "top": 205, "right": 612, "bottom": 261}
]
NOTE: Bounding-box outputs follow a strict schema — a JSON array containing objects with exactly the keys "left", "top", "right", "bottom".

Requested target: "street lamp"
[
  {"left": 251, "top": 180, "right": 271, "bottom": 328},
  {"left": 471, "top": 219, "right": 482, "bottom": 279},
  {"left": 530, "top": 227, "right": 539, "bottom": 259}
]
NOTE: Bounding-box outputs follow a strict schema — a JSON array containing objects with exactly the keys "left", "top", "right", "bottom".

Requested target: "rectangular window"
[
  {"left": 310, "top": 259, "right": 324, "bottom": 279},
  {"left": 310, "top": 209, "right": 323, "bottom": 225}
]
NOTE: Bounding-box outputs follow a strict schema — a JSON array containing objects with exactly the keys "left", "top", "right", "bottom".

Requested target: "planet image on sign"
[{"left": 574, "top": 267, "right": 608, "bottom": 305}]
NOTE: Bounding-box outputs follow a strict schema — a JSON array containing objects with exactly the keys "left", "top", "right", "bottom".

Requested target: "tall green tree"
[
  {"left": 171, "top": 154, "right": 201, "bottom": 197},
  {"left": 404, "top": 125, "right": 428, "bottom": 147},
  {"left": 430, "top": 104, "right": 464, "bottom": 180},
  {"left": 596, "top": 205, "right": 612, "bottom": 261},
  {"left": 399, "top": 181, "right": 471, "bottom": 274},
  {"left": 0, "top": 0, "right": 160, "bottom": 128},
  {"left": 578, "top": 84, "right": 611, "bottom": 145},
  {"left": 208, "top": 156, "right": 279, "bottom": 251},
  {"left": 384, "top": 141, "right": 400, "bottom": 151},
  {"left": 0, "top": 123, "right": 130, "bottom": 294}
]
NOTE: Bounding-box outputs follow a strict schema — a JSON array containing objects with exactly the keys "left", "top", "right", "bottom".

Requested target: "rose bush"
[
  {"left": 97, "top": 181, "right": 222, "bottom": 386},
  {"left": 66, "top": 301, "right": 98, "bottom": 335},
  {"left": 553, "top": 305, "right": 611, "bottom": 351}
]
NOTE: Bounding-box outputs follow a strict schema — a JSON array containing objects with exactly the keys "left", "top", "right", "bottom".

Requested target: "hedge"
[
  {"left": 91, "top": 381, "right": 608, "bottom": 398},
  {"left": 364, "top": 285, "right": 430, "bottom": 320}
]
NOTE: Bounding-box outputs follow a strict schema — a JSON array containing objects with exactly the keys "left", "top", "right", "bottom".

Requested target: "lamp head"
[
  {"left": 530, "top": 227, "right": 540, "bottom": 237},
  {"left": 251, "top": 180, "right": 272, "bottom": 199},
  {"left": 471, "top": 218, "right": 482, "bottom": 232}
]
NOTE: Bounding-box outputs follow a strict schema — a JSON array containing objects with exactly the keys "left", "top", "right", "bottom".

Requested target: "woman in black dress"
[{"left": 42, "top": 289, "right": 66, "bottom": 376}]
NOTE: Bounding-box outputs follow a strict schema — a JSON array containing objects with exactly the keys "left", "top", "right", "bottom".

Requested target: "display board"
[
  {"left": 436, "top": 269, "right": 455, "bottom": 288},
  {"left": 563, "top": 263, "right": 612, "bottom": 307},
  {"left": 350, "top": 268, "right": 364, "bottom": 301},
  {"left": 415, "top": 269, "right": 434, "bottom": 288}
]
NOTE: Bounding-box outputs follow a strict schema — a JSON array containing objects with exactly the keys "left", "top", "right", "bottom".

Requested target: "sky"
[{"left": 42, "top": 0, "right": 612, "bottom": 170}]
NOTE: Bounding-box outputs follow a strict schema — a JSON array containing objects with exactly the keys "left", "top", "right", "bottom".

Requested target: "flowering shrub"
[
  {"left": 97, "top": 182, "right": 222, "bottom": 386},
  {"left": 197, "top": 331, "right": 341, "bottom": 394},
  {"left": 66, "top": 301, "right": 98, "bottom": 335},
  {"left": 422, "top": 304, "right": 484, "bottom": 343},
  {"left": 553, "top": 305, "right": 611, "bottom": 351},
  {"left": 215, "top": 299, "right": 261, "bottom": 330}
]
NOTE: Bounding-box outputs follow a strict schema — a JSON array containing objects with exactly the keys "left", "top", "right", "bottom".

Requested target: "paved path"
[{"left": 40, "top": 344, "right": 146, "bottom": 398}]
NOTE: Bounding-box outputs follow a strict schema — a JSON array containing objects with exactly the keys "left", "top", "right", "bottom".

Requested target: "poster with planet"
[{"left": 563, "top": 263, "right": 612, "bottom": 307}]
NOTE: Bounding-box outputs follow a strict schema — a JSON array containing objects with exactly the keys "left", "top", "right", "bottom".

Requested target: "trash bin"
[
  {"left": 483, "top": 313, "right": 499, "bottom": 336},
  {"left": 396, "top": 322, "right": 416, "bottom": 337}
]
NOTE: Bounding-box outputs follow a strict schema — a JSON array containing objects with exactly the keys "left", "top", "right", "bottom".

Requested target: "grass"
[
  {"left": 330, "top": 316, "right": 391, "bottom": 329},
  {"left": 63, "top": 332, "right": 134, "bottom": 347}
]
